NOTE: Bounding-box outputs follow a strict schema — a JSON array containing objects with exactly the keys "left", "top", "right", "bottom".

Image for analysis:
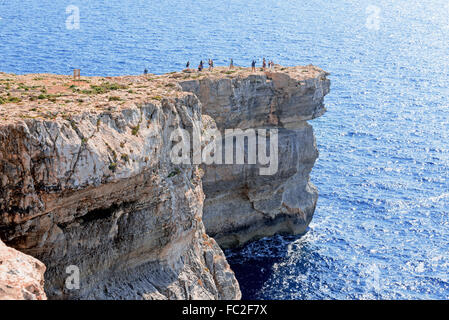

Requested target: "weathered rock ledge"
[
  {"left": 0, "top": 239, "right": 46, "bottom": 300},
  {"left": 0, "top": 65, "right": 329, "bottom": 299},
  {"left": 179, "top": 67, "right": 330, "bottom": 248}
]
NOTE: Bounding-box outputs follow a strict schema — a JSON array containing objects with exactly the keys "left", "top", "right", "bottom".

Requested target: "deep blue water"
[{"left": 1, "top": 0, "right": 449, "bottom": 299}]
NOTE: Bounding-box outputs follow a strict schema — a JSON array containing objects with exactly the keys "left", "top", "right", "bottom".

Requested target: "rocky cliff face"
[
  {"left": 0, "top": 81, "right": 240, "bottom": 300},
  {"left": 0, "top": 239, "right": 46, "bottom": 300},
  {"left": 0, "top": 65, "right": 329, "bottom": 299},
  {"left": 180, "top": 67, "right": 330, "bottom": 248}
]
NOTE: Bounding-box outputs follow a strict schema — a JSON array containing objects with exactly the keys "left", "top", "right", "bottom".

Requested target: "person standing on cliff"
[
  {"left": 198, "top": 60, "right": 203, "bottom": 72},
  {"left": 208, "top": 59, "right": 214, "bottom": 71},
  {"left": 143, "top": 68, "right": 148, "bottom": 75},
  {"left": 230, "top": 58, "right": 234, "bottom": 69},
  {"left": 251, "top": 60, "right": 256, "bottom": 72},
  {"left": 262, "top": 58, "right": 267, "bottom": 70},
  {"left": 186, "top": 61, "right": 190, "bottom": 69}
]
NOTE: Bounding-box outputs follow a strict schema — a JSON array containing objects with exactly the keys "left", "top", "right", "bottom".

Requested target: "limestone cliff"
[
  {"left": 0, "top": 74, "right": 240, "bottom": 300},
  {"left": 0, "top": 239, "right": 46, "bottom": 300},
  {"left": 0, "top": 65, "right": 329, "bottom": 299},
  {"left": 180, "top": 66, "right": 330, "bottom": 247}
]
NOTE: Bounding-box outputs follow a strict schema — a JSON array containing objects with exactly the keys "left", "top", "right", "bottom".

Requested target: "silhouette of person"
[
  {"left": 251, "top": 60, "right": 256, "bottom": 72},
  {"left": 186, "top": 61, "right": 190, "bottom": 69},
  {"left": 262, "top": 58, "right": 267, "bottom": 70},
  {"left": 198, "top": 60, "right": 203, "bottom": 71},
  {"left": 144, "top": 68, "right": 148, "bottom": 75},
  {"left": 230, "top": 58, "right": 234, "bottom": 69}
]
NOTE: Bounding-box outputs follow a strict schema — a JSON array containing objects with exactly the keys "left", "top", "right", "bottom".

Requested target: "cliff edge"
[
  {"left": 180, "top": 66, "right": 330, "bottom": 247},
  {"left": 0, "top": 65, "right": 329, "bottom": 299}
]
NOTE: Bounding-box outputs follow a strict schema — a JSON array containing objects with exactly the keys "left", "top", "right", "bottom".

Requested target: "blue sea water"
[{"left": 1, "top": 0, "right": 448, "bottom": 299}]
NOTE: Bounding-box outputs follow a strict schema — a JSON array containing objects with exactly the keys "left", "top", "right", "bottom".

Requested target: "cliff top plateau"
[{"left": 0, "top": 65, "right": 328, "bottom": 124}]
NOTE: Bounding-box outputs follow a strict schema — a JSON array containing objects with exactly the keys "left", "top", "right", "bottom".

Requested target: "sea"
[{"left": 1, "top": 0, "right": 448, "bottom": 299}]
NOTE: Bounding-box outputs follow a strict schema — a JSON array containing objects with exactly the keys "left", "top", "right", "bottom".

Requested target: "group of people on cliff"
[
  {"left": 191, "top": 59, "right": 215, "bottom": 72},
  {"left": 144, "top": 58, "right": 275, "bottom": 75},
  {"left": 183, "top": 58, "right": 275, "bottom": 73},
  {"left": 251, "top": 58, "right": 275, "bottom": 71}
]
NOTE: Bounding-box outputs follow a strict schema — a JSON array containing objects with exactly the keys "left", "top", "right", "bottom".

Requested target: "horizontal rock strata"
[
  {"left": 0, "top": 65, "right": 329, "bottom": 299},
  {"left": 0, "top": 90, "right": 240, "bottom": 299},
  {"left": 180, "top": 67, "right": 330, "bottom": 248}
]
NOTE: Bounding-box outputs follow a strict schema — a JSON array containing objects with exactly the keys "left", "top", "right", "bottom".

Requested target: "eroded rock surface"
[
  {"left": 180, "top": 66, "right": 330, "bottom": 248},
  {"left": 0, "top": 239, "right": 46, "bottom": 300},
  {"left": 0, "top": 65, "right": 328, "bottom": 299}
]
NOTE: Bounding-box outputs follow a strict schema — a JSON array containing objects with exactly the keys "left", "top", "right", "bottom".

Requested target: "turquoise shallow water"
[{"left": 1, "top": 0, "right": 449, "bottom": 299}]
